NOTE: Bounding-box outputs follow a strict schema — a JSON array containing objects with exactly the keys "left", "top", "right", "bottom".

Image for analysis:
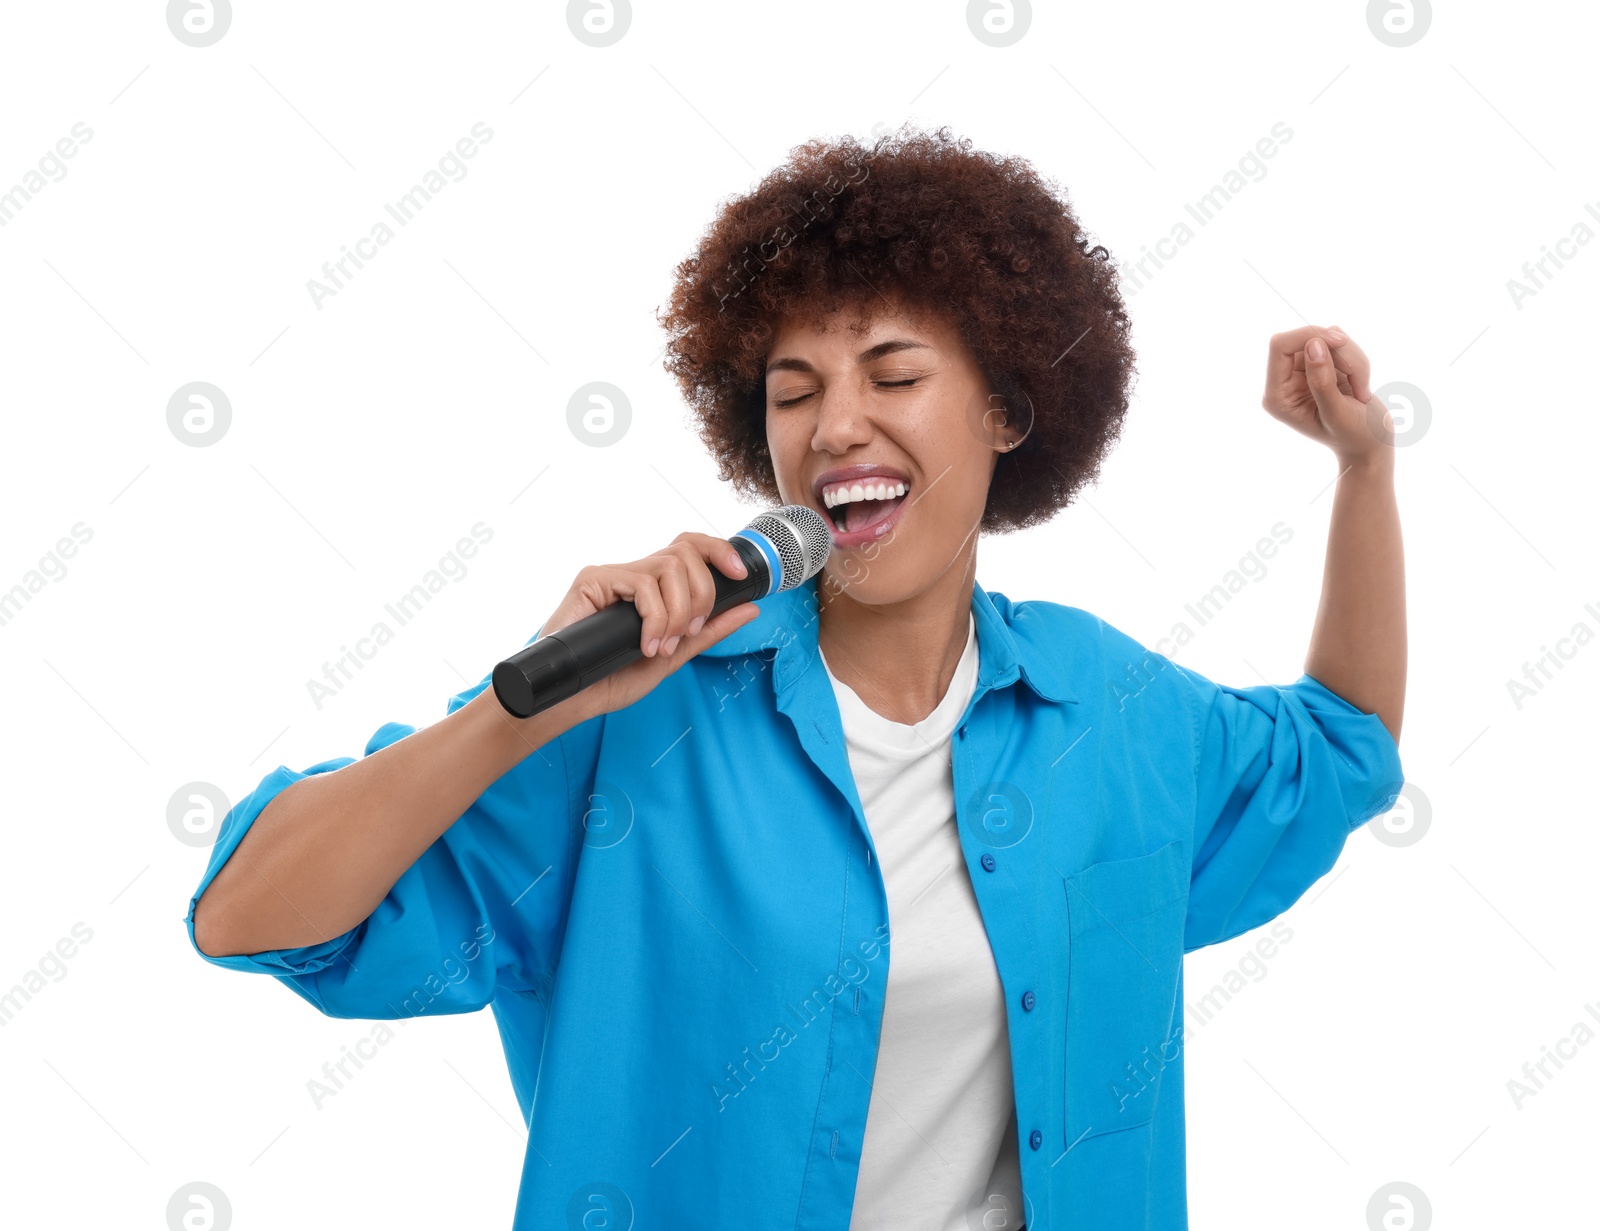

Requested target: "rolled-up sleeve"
[
  {"left": 1175, "top": 668, "right": 1404, "bottom": 952},
  {"left": 183, "top": 672, "right": 593, "bottom": 1020}
]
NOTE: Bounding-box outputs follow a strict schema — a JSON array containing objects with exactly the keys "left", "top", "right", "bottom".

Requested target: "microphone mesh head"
[{"left": 743, "top": 504, "right": 833, "bottom": 591}]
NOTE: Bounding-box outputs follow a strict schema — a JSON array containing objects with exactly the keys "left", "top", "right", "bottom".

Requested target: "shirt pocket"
[{"left": 1062, "top": 840, "right": 1187, "bottom": 1146}]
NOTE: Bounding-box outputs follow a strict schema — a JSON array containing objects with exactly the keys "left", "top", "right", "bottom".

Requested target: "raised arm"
[{"left": 1261, "top": 325, "right": 1406, "bottom": 744}]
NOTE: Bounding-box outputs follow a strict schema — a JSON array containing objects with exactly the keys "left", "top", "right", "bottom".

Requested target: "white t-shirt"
[{"left": 820, "top": 613, "right": 1024, "bottom": 1231}]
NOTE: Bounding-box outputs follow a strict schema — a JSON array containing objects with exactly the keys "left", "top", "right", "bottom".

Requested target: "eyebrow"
[{"left": 764, "top": 338, "right": 930, "bottom": 377}]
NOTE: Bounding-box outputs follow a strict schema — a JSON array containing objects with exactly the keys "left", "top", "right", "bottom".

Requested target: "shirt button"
[
  {"left": 1029, "top": 1128, "right": 1043, "bottom": 1150},
  {"left": 980, "top": 853, "right": 996, "bottom": 872},
  {"left": 1021, "top": 990, "right": 1036, "bottom": 1011}
]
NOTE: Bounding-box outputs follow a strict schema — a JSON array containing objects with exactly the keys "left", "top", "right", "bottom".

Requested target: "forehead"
[{"left": 766, "top": 296, "right": 956, "bottom": 361}]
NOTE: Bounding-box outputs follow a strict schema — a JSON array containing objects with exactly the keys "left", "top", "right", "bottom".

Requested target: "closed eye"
[{"left": 772, "top": 378, "right": 922, "bottom": 409}]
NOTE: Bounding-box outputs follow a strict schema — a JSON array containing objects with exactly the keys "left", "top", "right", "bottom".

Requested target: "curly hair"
[{"left": 655, "top": 124, "right": 1138, "bottom": 534}]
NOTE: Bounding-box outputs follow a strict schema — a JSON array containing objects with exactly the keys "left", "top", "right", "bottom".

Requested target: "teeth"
[{"left": 823, "top": 479, "right": 907, "bottom": 508}]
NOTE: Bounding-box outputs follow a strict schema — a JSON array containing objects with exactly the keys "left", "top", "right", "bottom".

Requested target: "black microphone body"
[{"left": 491, "top": 505, "right": 831, "bottom": 720}]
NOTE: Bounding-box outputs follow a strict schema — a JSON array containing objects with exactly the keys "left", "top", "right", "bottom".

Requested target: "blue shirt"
[{"left": 184, "top": 573, "right": 1403, "bottom": 1230}]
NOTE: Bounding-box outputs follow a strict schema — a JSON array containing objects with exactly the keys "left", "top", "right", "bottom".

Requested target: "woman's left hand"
[{"left": 1260, "top": 325, "right": 1388, "bottom": 466}]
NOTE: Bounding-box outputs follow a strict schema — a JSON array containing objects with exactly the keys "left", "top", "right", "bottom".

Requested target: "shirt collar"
[{"left": 697, "top": 572, "right": 1078, "bottom": 705}]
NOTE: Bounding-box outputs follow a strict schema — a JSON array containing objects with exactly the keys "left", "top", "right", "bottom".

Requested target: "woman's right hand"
[{"left": 537, "top": 532, "right": 763, "bottom": 719}]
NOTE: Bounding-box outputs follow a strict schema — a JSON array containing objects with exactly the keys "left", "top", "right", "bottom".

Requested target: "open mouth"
[{"left": 821, "top": 480, "right": 911, "bottom": 541}]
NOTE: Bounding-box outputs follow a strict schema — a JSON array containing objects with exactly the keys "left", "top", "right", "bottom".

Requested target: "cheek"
[
  {"left": 922, "top": 442, "right": 994, "bottom": 515},
  {"left": 940, "top": 463, "right": 998, "bottom": 530},
  {"left": 765, "top": 419, "right": 810, "bottom": 496}
]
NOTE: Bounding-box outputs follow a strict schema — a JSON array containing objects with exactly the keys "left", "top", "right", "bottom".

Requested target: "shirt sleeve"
[
  {"left": 182, "top": 663, "right": 596, "bottom": 1021},
  {"left": 1174, "top": 667, "right": 1404, "bottom": 952}
]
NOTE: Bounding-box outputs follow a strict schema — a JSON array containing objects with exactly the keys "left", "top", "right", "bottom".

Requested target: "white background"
[{"left": 1, "top": 1, "right": 1594, "bottom": 1228}]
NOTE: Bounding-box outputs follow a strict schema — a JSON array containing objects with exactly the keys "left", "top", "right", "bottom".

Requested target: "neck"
[{"left": 816, "top": 548, "right": 977, "bottom": 725}]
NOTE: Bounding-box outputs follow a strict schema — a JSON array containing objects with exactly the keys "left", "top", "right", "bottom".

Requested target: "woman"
[{"left": 188, "top": 127, "right": 1406, "bottom": 1230}]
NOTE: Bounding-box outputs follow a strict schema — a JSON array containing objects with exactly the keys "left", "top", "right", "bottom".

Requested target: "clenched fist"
[{"left": 1260, "top": 325, "right": 1391, "bottom": 467}]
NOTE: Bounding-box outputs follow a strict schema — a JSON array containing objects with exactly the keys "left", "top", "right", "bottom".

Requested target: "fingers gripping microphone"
[{"left": 491, "top": 504, "right": 833, "bottom": 720}]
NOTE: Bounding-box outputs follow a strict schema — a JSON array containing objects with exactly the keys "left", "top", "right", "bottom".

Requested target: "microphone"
[{"left": 491, "top": 503, "right": 833, "bottom": 719}]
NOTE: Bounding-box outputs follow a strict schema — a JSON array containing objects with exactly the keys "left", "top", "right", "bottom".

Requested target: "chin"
[{"left": 820, "top": 545, "right": 945, "bottom": 608}]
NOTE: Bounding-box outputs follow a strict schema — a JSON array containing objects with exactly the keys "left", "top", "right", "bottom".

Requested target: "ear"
[
  {"left": 982, "top": 372, "right": 1036, "bottom": 453},
  {"left": 987, "top": 402, "right": 1023, "bottom": 452},
  {"left": 975, "top": 392, "right": 1013, "bottom": 457}
]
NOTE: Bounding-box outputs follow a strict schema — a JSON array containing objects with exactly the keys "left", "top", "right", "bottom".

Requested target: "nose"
[{"left": 810, "top": 380, "right": 875, "bottom": 457}]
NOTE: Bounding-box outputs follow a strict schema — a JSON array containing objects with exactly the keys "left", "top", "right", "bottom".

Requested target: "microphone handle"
[{"left": 491, "top": 534, "right": 775, "bottom": 720}]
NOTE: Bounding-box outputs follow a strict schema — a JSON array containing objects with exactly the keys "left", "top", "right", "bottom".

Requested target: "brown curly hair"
[{"left": 655, "top": 124, "right": 1138, "bottom": 534}]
